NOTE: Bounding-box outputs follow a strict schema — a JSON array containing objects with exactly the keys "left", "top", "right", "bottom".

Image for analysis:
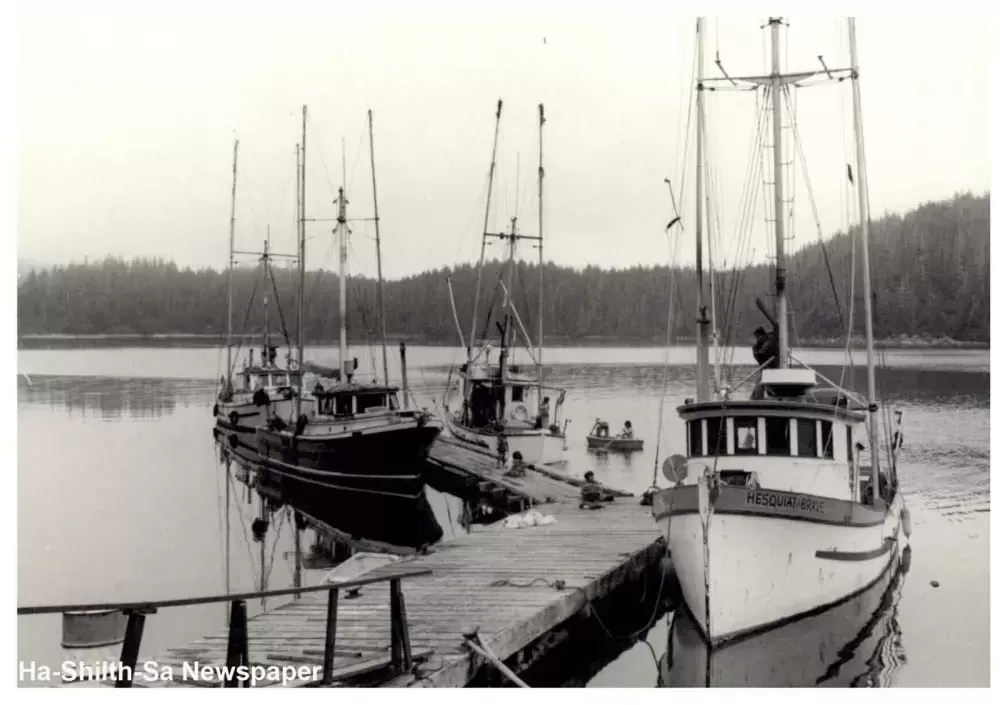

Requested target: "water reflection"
[
  {"left": 659, "top": 548, "right": 910, "bottom": 687},
  {"left": 17, "top": 375, "right": 212, "bottom": 420},
  {"left": 221, "top": 446, "right": 451, "bottom": 554}
]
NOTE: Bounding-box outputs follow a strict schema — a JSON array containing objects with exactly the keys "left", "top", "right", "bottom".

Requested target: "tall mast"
[
  {"left": 226, "top": 140, "right": 239, "bottom": 381},
  {"left": 769, "top": 17, "right": 789, "bottom": 368},
  {"left": 369, "top": 109, "right": 390, "bottom": 385},
  {"left": 337, "top": 185, "right": 349, "bottom": 380},
  {"left": 296, "top": 107, "right": 306, "bottom": 419},
  {"left": 694, "top": 17, "right": 710, "bottom": 401},
  {"left": 848, "top": 18, "right": 881, "bottom": 494},
  {"left": 468, "top": 99, "right": 503, "bottom": 361},
  {"left": 262, "top": 237, "right": 270, "bottom": 362},
  {"left": 537, "top": 103, "right": 545, "bottom": 413}
]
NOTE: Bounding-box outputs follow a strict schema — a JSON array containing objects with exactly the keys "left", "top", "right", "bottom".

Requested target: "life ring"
[
  {"left": 510, "top": 404, "right": 530, "bottom": 423},
  {"left": 229, "top": 410, "right": 239, "bottom": 426}
]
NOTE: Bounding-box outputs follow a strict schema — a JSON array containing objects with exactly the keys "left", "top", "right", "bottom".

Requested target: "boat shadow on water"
[
  {"left": 659, "top": 545, "right": 911, "bottom": 687},
  {"left": 221, "top": 445, "right": 445, "bottom": 554}
]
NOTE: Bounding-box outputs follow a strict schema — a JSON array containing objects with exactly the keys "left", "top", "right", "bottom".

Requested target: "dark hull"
[{"left": 256, "top": 424, "right": 442, "bottom": 499}]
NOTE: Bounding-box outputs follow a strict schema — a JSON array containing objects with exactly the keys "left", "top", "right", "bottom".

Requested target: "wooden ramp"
[{"left": 135, "top": 499, "right": 662, "bottom": 688}]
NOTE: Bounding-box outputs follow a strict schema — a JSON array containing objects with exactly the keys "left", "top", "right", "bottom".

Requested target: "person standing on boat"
[
  {"left": 537, "top": 396, "right": 551, "bottom": 430},
  {"left": 750, "top": 323, "right": 780, "bottom": 400},
  {"left": 752, "top": 326, "right": 779, "bottom": 369}
]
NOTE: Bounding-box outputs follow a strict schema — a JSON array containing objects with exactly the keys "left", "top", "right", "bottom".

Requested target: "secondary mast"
[
  {"left": 848, "top": 18, "right": 881, "bottom": 496},
  {"left": 468, "top": 100, "right": 503, "bottom": 362},
  {"left": 769, "top": 17, "right": 789, "bottom": 368},
  {"left": 694, "top": 17, "right": 711, "bottom": 402},
  {"left": 336, "top": 185, "right": 349, "bottom": 380},
  {"left": 537, "top": 103, "right": 545, "bottom": 414},
  {"left": 295, "top": 107, "right": 307, "bottom": 419},
  {"left": 369, "top": 109, "right": 390, "bottom": 385},
  {"left": 226, "top": 140, "right": 239, "bottom": 381}
]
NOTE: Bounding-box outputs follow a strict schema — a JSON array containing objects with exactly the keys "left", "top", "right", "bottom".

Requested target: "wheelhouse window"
[
  {"left": 511, "top": 386, "right": 525, "bottom": 403},
  {"left": 320, "top": 393, "right": 354, "bottom": 417},
  {"left": 356, "top": 393, "right": 387, "bottom": 414},
  {"left": 765, "top": 418, "right": 791, "bottom": 456},
  {"left": 734, "top": 418, "right": 758, "bottom": 455},
  {"left": 820, "top": 420, "right": 835, "bottom": 459},
  {"left": 689, "top": 420, "right": 703, "bottom": 457},
  {"left": 705, "top": 417, "right": 727, "bottom": 456},
  {"left": 797, "top": 419, "right": 818, "bottom": 458}
]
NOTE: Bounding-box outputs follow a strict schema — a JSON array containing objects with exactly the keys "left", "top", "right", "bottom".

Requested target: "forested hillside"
[{"left": 17, "top": 193, "right": 990, "bottom": 344}]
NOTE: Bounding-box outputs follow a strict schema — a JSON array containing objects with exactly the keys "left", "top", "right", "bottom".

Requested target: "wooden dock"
[
  {"left": 135, "top": 498, "right": 663, "bottom": 687},
  {"left": 48, "top": 438, "right": 664, "bottom": 688}
]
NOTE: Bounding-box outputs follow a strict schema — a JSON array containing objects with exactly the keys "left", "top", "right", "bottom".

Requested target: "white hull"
[
  {"left": 653, "top": 481, "right": 903, "bottom": 644},
  {"left": 444, "top": 414, "right": 564, "bottom": 465}
]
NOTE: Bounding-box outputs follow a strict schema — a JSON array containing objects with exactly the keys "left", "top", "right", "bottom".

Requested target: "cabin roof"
[
  {"left": 242, "top": 366, "right": 300, "bottom": 375},
  {"left": 677, "top": 396, "right": 866, "bottom": 423},
  {"left": 313, "top": 384, "right": 399, "bottom": 397}
]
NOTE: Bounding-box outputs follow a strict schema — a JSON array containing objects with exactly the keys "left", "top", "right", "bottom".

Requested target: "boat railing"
[{"left": 17, "top": 567, "right": 432, "bottom": 688}]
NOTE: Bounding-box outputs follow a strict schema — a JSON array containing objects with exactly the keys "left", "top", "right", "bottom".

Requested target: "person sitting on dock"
[
  {"left": 620, "top": 420, "right": 634, "bottom": 439},
  {"left": 580, "top": 471, "right": 615, "bottom": 509},
  {"left": 504, "top": 451, "right": 527, "bottom": 478}
]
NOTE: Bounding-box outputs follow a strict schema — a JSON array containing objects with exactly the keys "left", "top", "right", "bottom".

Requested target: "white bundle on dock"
[{"left": 503, "top": 509, "right": 557, "bottom": 529}]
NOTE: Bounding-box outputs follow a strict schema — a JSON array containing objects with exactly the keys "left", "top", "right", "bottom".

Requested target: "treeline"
[{"left": 17, "top": 193, "right": 990, "bottom": 343}]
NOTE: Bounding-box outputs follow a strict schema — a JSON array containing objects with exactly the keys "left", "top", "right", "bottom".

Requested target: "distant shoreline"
[{"left": 16, "top": 332, "right": 989, "bottom": 351}]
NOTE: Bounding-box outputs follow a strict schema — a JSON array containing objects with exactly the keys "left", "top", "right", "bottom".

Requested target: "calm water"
[{"left": 17, "top": 345, "right": 990, "bottom": 686}]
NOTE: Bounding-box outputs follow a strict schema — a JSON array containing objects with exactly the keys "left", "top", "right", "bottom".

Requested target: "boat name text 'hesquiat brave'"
[{"left": 746, "top": 491, "right": 826, "bottom": 514}]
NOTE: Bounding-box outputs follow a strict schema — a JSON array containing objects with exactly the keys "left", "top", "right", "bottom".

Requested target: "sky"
[{"left": 14, "top": 2, "right": 993, "bottom": 281}]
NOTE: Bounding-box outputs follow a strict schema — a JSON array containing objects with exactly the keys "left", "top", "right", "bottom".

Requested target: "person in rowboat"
[{"left": 620, "top": 420, "right": 634, "bottom": 439}]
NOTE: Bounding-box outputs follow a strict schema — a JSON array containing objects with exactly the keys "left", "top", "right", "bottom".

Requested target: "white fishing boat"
[
  {"left": 650, "top": 17, "right": 911, "bottom": 645},
  {"left": 443, "top": 102, "right": 567, "bottom": 466}
]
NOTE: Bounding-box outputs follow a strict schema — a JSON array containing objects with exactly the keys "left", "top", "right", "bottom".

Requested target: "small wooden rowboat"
[{"left": 586, "top": 419, "right": 644, "bottom": 452}]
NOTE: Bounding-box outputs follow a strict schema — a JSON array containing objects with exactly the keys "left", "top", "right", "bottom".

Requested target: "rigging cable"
[
  {"left": 229, "top": 270, "right": 262, "bottom": 378},
  {"left": 265, "top": 260, "right": 294, "bottom": 352},
  {"left": 783, "top": 85, "right": 847, "bottom": 336}
]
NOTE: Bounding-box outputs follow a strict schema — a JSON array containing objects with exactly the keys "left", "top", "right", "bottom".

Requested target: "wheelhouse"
[
  {"left": 458, "top": 364, "right": 563, "bottom": 429},
  {"left": 238, "top": 367, "right": 301, "bottom": 392},
  {"left": 313, "top": 385, "right": 401, "bottom": 418}
]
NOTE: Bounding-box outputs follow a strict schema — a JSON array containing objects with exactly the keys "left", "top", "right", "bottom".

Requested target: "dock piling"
[{"left": 321, "top": 588, "right": 340, "bottom": 684}]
